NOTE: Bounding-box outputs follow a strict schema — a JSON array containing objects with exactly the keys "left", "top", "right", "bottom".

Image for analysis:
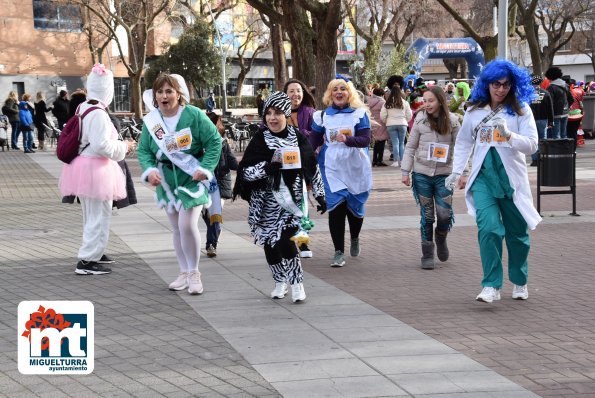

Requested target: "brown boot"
[
  {"left": 421, "top": 241, "right": 435, "bottom": 269},
  {"left": 435, "top": 229, "right": 449, "bottom": 262},
  {"left": 38, "top": 140, "right": 45, "bottom": 151}
]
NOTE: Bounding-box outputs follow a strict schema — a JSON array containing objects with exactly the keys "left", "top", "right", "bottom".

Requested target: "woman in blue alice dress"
[{"left": 311, "top": 78, "right": 373, "bottom": 268}]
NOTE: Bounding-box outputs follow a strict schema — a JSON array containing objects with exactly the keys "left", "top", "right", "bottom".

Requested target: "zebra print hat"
[{"left": 263, "top": 91, "right": 292, "bottom": 119}]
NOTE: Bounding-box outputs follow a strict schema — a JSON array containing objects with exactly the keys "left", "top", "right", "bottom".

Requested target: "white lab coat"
[{"left": 451, "top": 104, "right": 542, "bottom": 230}]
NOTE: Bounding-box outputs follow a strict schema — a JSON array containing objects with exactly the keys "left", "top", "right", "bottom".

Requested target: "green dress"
[{"left": 137, "top": 105, "right": 222, "bottom": 211}]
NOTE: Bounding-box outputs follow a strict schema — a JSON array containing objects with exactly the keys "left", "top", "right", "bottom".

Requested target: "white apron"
[{"left": 321, "top": 109, "right": 372, "bottom": 194}]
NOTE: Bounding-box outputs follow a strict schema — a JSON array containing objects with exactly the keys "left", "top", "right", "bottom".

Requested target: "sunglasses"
[{"left": 490, "top": 80, "right": 512, "bottom": 89}]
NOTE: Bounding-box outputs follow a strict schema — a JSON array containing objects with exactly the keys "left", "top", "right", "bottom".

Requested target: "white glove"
[
  {"left": 445, "top": 173, "right": 461, "bottom": 191},
  {"left": 492, "top": 117, "right": 511, "bottom": 138}
]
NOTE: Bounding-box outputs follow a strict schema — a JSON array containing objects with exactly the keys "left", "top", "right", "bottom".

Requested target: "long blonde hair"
[
  {"left": 322, "top": 79, "right": 365, "bottom": 109},
  {"left": 36, "top": 91, "right": 45, "bottom": 102},
  {"left": 6, "top": 91, "right": 18, "bottom": 101}
]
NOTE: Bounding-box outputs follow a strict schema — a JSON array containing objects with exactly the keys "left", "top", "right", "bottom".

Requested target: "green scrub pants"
[{"left": 471, "top": 189, "right": 530, "bottom": 289}]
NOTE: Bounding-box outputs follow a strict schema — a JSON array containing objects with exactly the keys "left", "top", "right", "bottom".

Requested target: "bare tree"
[
  {"left": 248, "top": 0, "right": 343, "bottom": 104},
  {"left": 343, "top": 0, "right": 425, "bottom": 84},
  {"left": 435, "top": 0, "right": 517, "bottom": 61},
  {"left": 76, "top": 0, "right": 177, "bottom": 117},
  {"left": 233, "top": 12, "right": 270, "bottom": 96},
  {"left": 575, "top": 10, "right": 595, "bottom": 75}
]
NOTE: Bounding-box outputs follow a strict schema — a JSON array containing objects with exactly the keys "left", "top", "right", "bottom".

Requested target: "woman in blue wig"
[{"left": 446, "top": 59, "right": 541, "bottom": 303}]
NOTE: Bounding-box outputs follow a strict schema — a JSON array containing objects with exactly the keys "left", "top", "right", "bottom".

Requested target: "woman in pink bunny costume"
[{"left": 59, "top": 64, "right": 135, "bottom": 275}]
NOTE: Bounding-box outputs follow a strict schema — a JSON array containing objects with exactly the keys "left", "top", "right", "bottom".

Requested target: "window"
[
  {"left": 112, "top": 78, "right": 131, "bottom": 113},
  {"left": 558, "top": 40, "right": 571, "bottom": 52},
  {"left": 33, "top": 0, "right": 83, "bottom": 32}
]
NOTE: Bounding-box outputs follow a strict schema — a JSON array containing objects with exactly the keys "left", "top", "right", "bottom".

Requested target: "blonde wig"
[{"left": 322, "top": 78, "right": 365, "bottom": 109}]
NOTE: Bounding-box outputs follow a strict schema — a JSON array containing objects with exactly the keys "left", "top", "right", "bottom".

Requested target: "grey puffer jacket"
[{"left": 401, "top": 111, "right": 461, "bottom": 177}]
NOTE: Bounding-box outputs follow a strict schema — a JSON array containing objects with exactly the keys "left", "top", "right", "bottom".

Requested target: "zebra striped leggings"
[{"left": 264, "top": 228, "right": 303, "bottom": 284}]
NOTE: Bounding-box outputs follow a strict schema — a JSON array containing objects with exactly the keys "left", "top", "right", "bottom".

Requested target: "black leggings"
[
  {"left": 263, "top": 227, "right": 302, "bottom": 284},
  {"left": 372, "top": 140, "right": 386, "bottom": 164},
  {"left": 329, "top": 201, "right": 363, "bottom": 252},
  {"left": 263, "top": 227, "right": 299, "bottom": 265}
]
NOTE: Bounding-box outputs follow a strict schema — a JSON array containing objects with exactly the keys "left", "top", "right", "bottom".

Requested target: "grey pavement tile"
[
  {"left": 366, "top": 353, "right": 484, "bottom": 374},
  {"left": 253, "top": 358, "right": 379, "bottom": 383},
  {"left": 222, "top": 329, "right": 353, "bottom": 364},
  {"left": 273, "top": 375, "right": 408, "bottom": 398},
  {"left": 388, "top": 371, "right": 526, "bottom": 395},
  {"left": 341, "top": 339, "right": 457, "bottom": 358}
]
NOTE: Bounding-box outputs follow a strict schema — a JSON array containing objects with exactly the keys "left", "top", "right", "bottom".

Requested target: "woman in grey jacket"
[{"left": 401, "top": 85, "right": 461, "bottom": 269}]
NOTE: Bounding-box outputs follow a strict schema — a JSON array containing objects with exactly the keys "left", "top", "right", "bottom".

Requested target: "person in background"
[
  {"left": 447, "top": 59, "right": 541, "bottom": 303},
  {"left": 567, "top": 78, "right": 584, "bottom": 148},
  {"left": 206, "top": 92, "right": 216, "bottom": 112},
  {"left": 369, "top": 88, "right": 389, "bottom": 166},
  {"left": 68, "top": 89, "right": 88, "bottom": 119},
  {"left": 202, "top": 111, "right": 238, "bottom": 258},
  {"left": 284, "top": 78, "right": 318, "bottom": 259},
  {"left": 449, "top": 82, "right": 471, "bottom": 120},
  {"left": 2, "top": 91, "right": 20, "bottom": 149},
  {"left": 444, "top": 82, "right": 456, "bottom": 102},
  {"left": 18, "top": 93, "right": 35, "bottom": 153},
  {"left": 311, "top": 78, "right": 373, "bottom": 268},
  {"left": 138, "top": 73, "right": 221, "bottom": 294},
  {"left": 529, "top": 75, "right": 554, "bottom": 167},
  {"left": 59, "top": 64, "right": 135, "bottom": 275},
  {"left": 232, "top": 92, "right": 326, "bottom": 303},
  {"left": 544, "top": 66, "right": 573, "bottom": 139},
  {"left": 401, "top": 86, "right": 461, "bottom": 269},
  {"left": 381, "top": 84, "right": 412, "bottom": 168},
  {"left": 34, "top": 91, "right": 53, "bottom": 151},
  {"left": 52, "top": 90, "right": 70, "bottom": 130}
]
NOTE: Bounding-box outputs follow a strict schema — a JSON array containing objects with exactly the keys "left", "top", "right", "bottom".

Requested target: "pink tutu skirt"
[{"left": 59, "top": 155, "right": 126, "bottom": 201}]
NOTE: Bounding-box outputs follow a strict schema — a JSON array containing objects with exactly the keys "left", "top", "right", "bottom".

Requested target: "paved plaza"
[{"left": 1, "top": 137, "right": 595, "bottom": 397}]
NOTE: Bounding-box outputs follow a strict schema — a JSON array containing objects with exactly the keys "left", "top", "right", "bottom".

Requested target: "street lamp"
[{"left": 205, "top": 2, "right": 228, "bottom": 115}]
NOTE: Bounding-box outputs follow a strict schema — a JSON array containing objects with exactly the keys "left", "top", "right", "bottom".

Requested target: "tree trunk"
[
  {"left": 236, "top": 68, "right": 248, "bottom": 96},
  {"left": 282, "top": 2, "right": 315, "bottom": 85},
  {"left": 130, "top": 72, "right": 143, "bottom": 119},
  {"left": 310, "top": 0, "right": 341, "bottom": 107},
  {"left": 270, "top": 22, "right": 287, "bottom": 90},
  {"left": 478, "top": 36, "right": 498, "bottom": 62}
]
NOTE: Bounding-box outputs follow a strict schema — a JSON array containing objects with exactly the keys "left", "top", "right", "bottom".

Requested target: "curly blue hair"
[{"left": 469, "top": 59, "right": 535, "bottom": 115}]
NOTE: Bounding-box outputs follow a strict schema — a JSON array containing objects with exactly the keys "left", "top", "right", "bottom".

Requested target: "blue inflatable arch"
[{"left": 405, "top": 38, "right": 485, "bottom": 79}]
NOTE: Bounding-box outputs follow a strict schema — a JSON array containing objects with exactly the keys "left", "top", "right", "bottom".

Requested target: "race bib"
[
  {"left": 427, "top": 143, "right": 450, "bottom": 163},
  {"left": 477, "top": 126, "right": 511, "bottom": 147},
  {"left": 176, "top": 128, "right": 192, "bottom": 150},
  {"left": 274, "top": 147, "right": 302, "bottom": 169},
  {"left": 328, "top": 126, "right": 353, "bottom": 142}
]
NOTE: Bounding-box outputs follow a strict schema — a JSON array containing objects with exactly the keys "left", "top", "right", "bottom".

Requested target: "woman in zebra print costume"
[{"left": 233, "top": 92, "right": 326, "bottom": 303}]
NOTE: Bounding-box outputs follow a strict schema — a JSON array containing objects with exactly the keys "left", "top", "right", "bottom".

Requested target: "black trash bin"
[{"left": 539, "top": 138, "right": 575, "bottom": 186}]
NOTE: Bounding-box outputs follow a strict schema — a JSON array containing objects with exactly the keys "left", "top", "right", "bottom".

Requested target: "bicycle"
[{"left": 119, "top": 117, "right": 142, "bottom": 142}]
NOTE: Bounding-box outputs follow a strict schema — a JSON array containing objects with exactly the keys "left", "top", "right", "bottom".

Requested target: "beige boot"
[{"left": 39, "top": 140, "right": 45, "bottom": 151}]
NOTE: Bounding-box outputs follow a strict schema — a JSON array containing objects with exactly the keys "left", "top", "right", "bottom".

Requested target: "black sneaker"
[
  {"left": 299, "top": 244, "right": 313, "bottom": 258},
  {"left": 75, "top": 260, "right": 112, "bottom": 275},
  {"left": 98, "top": 254, "right": 115, "bottom": 264},
  {"left": 529, "top": 160, "right": 538, "bottom": 167}
]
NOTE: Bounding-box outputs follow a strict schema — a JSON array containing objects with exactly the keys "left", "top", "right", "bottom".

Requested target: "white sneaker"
[
  {"left": 291, "top": 283, "right": 306, "bottom": 303},
  {"left": 188, "top": 271, "right": 204, "bottom": 295},
  {"left": 299, "top": 244, "right": 313, "bottom": 258},
  {"left": 512, "top": 284, "right": 529, "bottom": 300},
  {"left": 271, "top": 282, "right": 288, "bottom": 299},
  {"left": 390, "top": 161, "right": 400, "bottom": 168},
  {"left": 476, "top": 287, "right": 501, "bottom": 303},
  {"left": 168, "top": 272, "right": 188, "bottom": 291}
]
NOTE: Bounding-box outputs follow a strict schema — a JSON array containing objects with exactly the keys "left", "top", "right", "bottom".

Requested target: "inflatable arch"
[{"left": 405, "top": 38, "right": 485, "bottom": 79}]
